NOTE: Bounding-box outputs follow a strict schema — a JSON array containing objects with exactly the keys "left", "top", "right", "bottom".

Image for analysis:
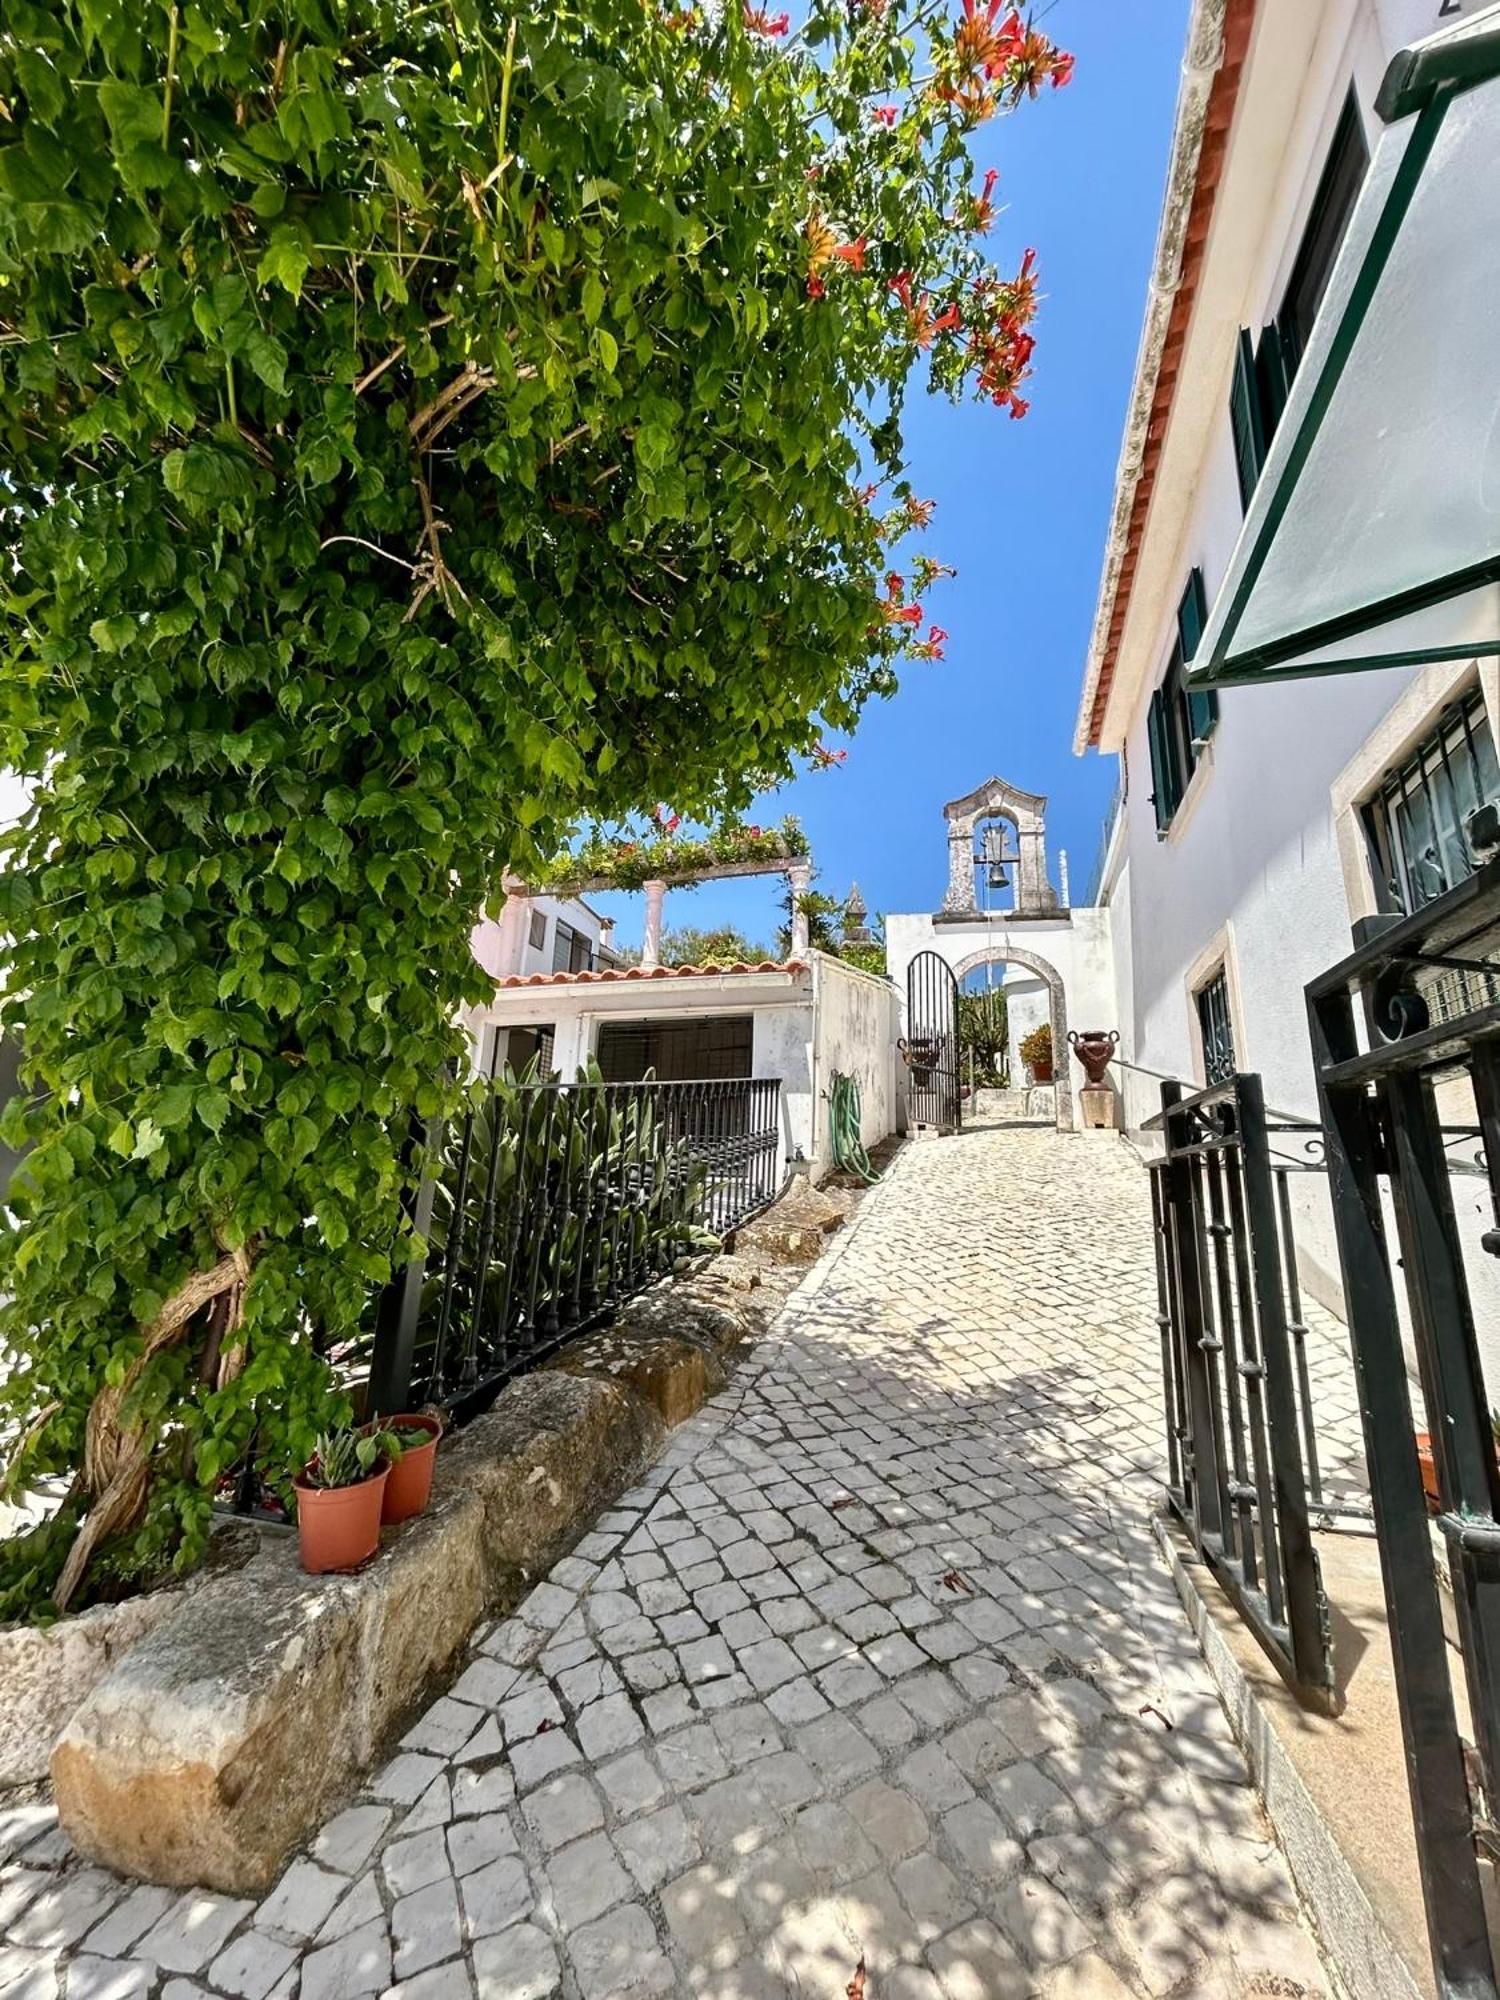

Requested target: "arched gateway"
[{"left": 885, "top": 773, "right": 1116, "bottom": 1132}]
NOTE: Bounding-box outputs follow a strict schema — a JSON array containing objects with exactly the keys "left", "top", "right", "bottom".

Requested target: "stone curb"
[
  {"left": 1155, "top": 1514, "right": 1422, "bottom": 2000},
  {"left": 49, "top": 1300, "right": 747, "bottom": 1896}
]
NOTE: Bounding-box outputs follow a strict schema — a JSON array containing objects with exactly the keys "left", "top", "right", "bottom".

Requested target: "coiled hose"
[{"left": 828, "top": 1070, "right": 880, "bottom": 1183}]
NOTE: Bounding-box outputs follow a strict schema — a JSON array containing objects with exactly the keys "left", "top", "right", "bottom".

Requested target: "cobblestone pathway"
[{"left": 1, "top": 1128, "right": 1345, "bottom": 2000}]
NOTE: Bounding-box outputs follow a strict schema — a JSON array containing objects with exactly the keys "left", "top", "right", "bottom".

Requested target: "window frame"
[
  {"left": 1146, "top": 568, "right": 1219, "bottom": 836},
  {"left": 1228, "top": 87, "right": 1369, "bottom": 511},
  {"left": 1362, "top": 683, "right": 1500, "bottom": 916},
  {"left": 1193, "top": 964, "right": 1238, "bottom": 1087}
]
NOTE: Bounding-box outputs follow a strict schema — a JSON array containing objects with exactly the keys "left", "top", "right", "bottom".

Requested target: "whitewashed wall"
[{"left": 809, "top": 955, "right": 901, "bottom": 1174}]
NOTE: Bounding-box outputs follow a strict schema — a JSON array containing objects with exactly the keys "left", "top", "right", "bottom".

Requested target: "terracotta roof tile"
[{"left": 496, "top": 960, "right": 809, "bottom": 990}]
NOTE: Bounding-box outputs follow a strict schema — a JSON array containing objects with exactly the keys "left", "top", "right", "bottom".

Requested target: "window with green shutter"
[
  {"left": 1147, "top": 567, "right": 1218, "bottom": 836},
  {"left": 1227, "top": 88, "right": 1367, "bottom": 513}
]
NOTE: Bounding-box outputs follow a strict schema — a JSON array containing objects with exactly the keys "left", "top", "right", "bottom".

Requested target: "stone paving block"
[{"left": 469, "top": 1922, "right": 560, "bottom": 2000}]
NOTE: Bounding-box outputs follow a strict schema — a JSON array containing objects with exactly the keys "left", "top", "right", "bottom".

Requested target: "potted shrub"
[
  {"left": 293, "top": 1424, "right": 397, "bottom": 1574},
  {"left": 379, "top": 1414, "right": 444, "bottom": 1525},
  {"left": 1020, "top": 1022, "right": 1054, "bottom": 1084}
]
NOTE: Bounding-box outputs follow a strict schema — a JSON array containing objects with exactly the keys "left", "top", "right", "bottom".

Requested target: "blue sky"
[{"left": 593, "top": 1, "right": 1192, "bottom": 954}]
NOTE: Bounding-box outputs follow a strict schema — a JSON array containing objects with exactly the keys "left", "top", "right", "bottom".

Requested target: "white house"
[
  {"left": 469, "top": 891, "right": 623, "bottom": 1074},
  {"left": 1074, "top": 0, "right": 1499, "bottom": 1309},
  {"left": 464, "top": 951, "right": 901, "bottom": 1186}
]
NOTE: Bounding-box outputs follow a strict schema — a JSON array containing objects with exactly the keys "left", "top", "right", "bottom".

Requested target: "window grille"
[
  {"left": 1364, "top": 688, "right": 1500, "bottom": 917},
  {"left": 1195, "top": 968, "right": 1236, "bottom": 1085}
]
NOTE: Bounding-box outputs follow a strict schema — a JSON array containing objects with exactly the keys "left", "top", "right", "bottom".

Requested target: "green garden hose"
[{"left": 829, "top": 1071, "right": 880, "bottom": 1183}]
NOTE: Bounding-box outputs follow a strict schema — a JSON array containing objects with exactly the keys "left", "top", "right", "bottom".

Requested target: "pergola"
[{"left": 508, "top": 853, "right": 815, "bottom": 967}]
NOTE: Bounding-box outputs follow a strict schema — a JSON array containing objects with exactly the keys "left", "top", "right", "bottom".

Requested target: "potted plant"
[
  {"left": 379, "top": 1414, "right": 444, "bottom": 1525},
  {"left": 1020, "top": 1022, "right": 1054, "bottom": 1084},
  {"left": 293, "top": 1423, "right": 397, "bottom": 1574},
  {"left": 1414, "top": 1412, "right": 1500, "bottom": 1515}
]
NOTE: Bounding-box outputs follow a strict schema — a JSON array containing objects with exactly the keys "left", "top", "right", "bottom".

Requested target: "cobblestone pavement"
[{"left": 1, "top": 1128, "right": 1345, "bottom": 2000}]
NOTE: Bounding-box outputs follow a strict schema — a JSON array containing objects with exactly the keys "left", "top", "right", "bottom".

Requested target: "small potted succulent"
[
  {"left": 1020, "top": 1022, "right": 1054, "bottom": 1084},
  {"left": 379, "top": 1413, "right": 444, "bottom": 1524},
  {"left": 294, "top": 1422, "right": 398, "bottom": 1574}
]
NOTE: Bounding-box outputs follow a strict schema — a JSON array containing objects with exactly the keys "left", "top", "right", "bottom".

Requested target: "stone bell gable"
[{"left": 939, "top": 774, "right": 1059, "bottom": 919}]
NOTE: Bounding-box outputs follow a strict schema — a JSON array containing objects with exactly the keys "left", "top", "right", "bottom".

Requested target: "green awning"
[{"left": 1189, "top": 6, "right": 1500, "bottom": 688}]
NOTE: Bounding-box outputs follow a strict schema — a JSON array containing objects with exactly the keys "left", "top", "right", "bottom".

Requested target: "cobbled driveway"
[{"left": 0, "top": 1127, "right": 1339, "bottom": 2000}]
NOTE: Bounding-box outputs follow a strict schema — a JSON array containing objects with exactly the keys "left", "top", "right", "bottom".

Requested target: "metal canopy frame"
[{"left": 1188, "top": 12, "right": 1500, "bottom": 689}]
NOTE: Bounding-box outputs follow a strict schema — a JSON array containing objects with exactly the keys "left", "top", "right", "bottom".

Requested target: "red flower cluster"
[
  {"left": 871, "top": 105, "right": 898, "bottom": 128},
  {"left": 877, "top": 574, "right": 924, "bottom": 627},
  {"left": 743, "top": 6, "right": 790, "bottom": 33},
  {"left": 968, "top": 247, "right": 1038, "bottom": 415},
  {"left": 652, "top": 804, "right": 682, "bottom": 833},
  {"left": 911, "top": 553, "right": 957, "bottom": 591},
  {"left": 967, "top": 168, "right": 1000, "bottom": 234},
  {"left": 833, "top": 235, "right": 869, "bottom": 272},
  {"left": 934, "top": 1, "right": 1073, "bottom": 123},
  {"left": 811, "top": 744, "right": 849, "bottom": 770},
  {"left": 911, "top": 624, "right": 949, "bottom": 661},
  {"left": 890, "top": 272, "right": 962, "bottom": 350}
]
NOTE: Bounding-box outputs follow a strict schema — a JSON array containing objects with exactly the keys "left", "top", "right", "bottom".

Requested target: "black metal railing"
[
  {"left": 365, "top": 1076, "right": 783, "bottom": 1419},
  {"left": 1147, "top": 1074, "right": 1335, "bottom": 1700},
  {"left": 1307, "top": 859, "right": 1500, "bottom": 2000}
]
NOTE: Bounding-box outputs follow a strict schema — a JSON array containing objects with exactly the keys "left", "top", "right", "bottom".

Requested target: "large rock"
[
  {"left": 53, "top": 1372, "right": 662, "bottom": 1894},
  {"left": 733, "top": 1180, "right": 848, "bottom": 1264},
  {"left": 0, "top": 1524, "right": 257, "bottom": 1789}
]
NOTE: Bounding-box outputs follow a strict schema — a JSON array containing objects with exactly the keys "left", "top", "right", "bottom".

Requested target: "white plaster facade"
[
  {"left": 471, "top": 890, "right": 617, "bottom": 982},
  {"left": 1077, "top": 0, "right": 1499, "bottom": 1327},
  {"left": 463, "top": 953, "right": 900, "bottom": 1185}
]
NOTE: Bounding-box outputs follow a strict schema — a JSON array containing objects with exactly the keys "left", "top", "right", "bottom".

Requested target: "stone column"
[
  {"left": 492, "top": 879, "right": 530, "bottom": 977},
  {"left": 1017, "top": 825, "right": 1047, "bottom": 913},
  {"left": 640, "top": 880, "right": 667, "bottom": 969},
  {"left": 787, "top": 864, "right": 813, "bottom": 957},
  {"left": 939, "top": 828, "right": 974, "bottom": 914}
]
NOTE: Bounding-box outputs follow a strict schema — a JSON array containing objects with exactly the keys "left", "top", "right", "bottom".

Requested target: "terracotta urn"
[{"left": 1068, "top": 1029, "right": 1119, "bottom": 1088}]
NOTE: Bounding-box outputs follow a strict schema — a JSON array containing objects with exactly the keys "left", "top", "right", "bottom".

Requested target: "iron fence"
[
  {"left": 1307, "top": 858, "right": 1500, "bottom": 2000},
  {"left": 1146, "top": 1074, "right": 1334, "bottom": 1700},
  {"left": 365, "top": 1076, "right": 783, "bottom": 1420}
]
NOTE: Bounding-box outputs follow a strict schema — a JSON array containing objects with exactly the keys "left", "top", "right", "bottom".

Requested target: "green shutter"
[
  {"left": 1176, "top": 567, "right": 1208, "bottom": 661},
  {"left": 1254, "top": 322, "right": 1289, "bottom": 445},
  {"left": 1147, "top": 689, "right": 1177, "bottom": 835},
  {"left": 1177, "top": 566, "right": 1219, "bottom": 750},
  {"left": 1229, "top": 327, "right": 1264, "bottom": 512}
]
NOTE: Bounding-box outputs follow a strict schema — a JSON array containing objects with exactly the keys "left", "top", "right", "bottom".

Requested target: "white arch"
[{"left": 950, "top": 944, "right": 1072, "bottom": 1129}]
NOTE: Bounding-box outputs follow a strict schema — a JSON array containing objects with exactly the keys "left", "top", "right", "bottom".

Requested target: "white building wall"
[
  {"left": 808, "top": 955, "right": 901, "bottom": 1174},
  {"left": 1093, "top": 0, "right": 1500, "bottom": 1356}
]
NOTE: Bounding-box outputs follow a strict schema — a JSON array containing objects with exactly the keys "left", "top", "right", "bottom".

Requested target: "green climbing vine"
[{"left": 0, "top": 0, "right": 1070, "bottom": 1616}]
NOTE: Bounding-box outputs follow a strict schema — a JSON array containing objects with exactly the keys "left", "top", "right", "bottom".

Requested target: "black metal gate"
[
  {"left": 1307, "top": 863, "right": 1500, "bottom": 2000},
  {"left": 903, "top": 950, "right": 962, "bottom": 1133},
  {"left": 1148, "top": 1075, "right": 1334, "bottom": 1700}
]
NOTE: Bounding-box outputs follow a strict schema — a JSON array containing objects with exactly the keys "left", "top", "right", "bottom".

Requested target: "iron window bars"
[
  {"left": 367, "top": 1075, "right": 783, "bottom": 1421},
  {"left": 1194, "top": 967, "right": 1237, "bottom": 1087},
  {"left": 1306, "top": 856, "right": 1500, "bottom": 2000},
  {"left": 1364, "top": 684, "right": 1500, "bottom": 920},
  {"left": 1145, "top": 1075, "right": 1333, "bottom": 1699}
]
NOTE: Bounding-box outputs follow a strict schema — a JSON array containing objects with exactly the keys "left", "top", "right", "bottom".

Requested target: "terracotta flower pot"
[
  {"left": 1415, "top": 1432, "right": 1441, "bottom": 1515},
  {"left": 381, "top": 1415, "right": 443, "bottom": 1525},
  {"left": 294, "top": 1462, "right": 389, "bottom": 1574},
  {"left": 1029, "top": 1058, "right": 1053, "bottom": 1084}
]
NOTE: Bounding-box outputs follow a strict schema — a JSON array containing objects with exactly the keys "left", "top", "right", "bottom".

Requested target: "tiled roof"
[
  {"left": 1080, "top": 0, "right": 1256, "bottom": 750},
  {"left": 497, "top": 960, "right": 809, "bottom": 989}
]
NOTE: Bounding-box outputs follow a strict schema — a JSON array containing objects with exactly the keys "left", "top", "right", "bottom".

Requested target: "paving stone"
[
  {"left": 612, "top": 1805, "right": 699, "bottom": 1893},
  {"left": 570, "top": 1903, "right": 675, "bottom": 1998},
  {"left": 299, "top": 1918, "right": 391, "bottom": 2000},
  {"left": 446, "top": 1815, "right": 519, "bottom": 1881},
  {"left": 469, "top": 1922, "right": 561, "bottom": 2000},
  {"left": 205, "top": 1930, "right": 299, "bottom": 2000},
  {"left": 311, "top": 1807, "right": 392, "bottom": 1877},
  {"left": 79, "top": 1885, "right": 177, "bottom": 1960},
  {"left": 61, "top": 1959, "right": 148, "bottom": 2000},
  {"left": 544, "top": 1831, "right": 632, "bottom": 1930},
  {"left": 258, "top": 1861, "right": 348, "bottom": 1943},
  {"left": 136, "top": 1895, "right": 254, "bottom": 1975},
  {"left": 520, "top": 1773, "right": 603, "bottom": 1851},
  {"left": 459, "top": 1856, "right": 533, "bottom": 1942},
  {"left": 844, "top": 1781, "right": 930, "bottom": 1863},
  {"left": 391, "top": 1878, "right": 462, "bottom": 1980},
  {"left": 929, "top": 1915, "right": 1029, "bottom": 2000}
]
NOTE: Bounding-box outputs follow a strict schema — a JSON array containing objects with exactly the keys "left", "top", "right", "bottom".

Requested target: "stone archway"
[{"left": 951, "top": 944, "right": 1072, "bottom": 1130}]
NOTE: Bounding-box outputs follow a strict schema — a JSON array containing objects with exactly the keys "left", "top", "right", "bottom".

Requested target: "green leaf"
[
  {"left": 195, "top": 1088, "right": 230, "bottom": 1134},
  {"left": 582, "top": 273, "right": 605, "bottom": 325},
  {"left": 256, "top": 227, "right": 312, "bottom": 301}
]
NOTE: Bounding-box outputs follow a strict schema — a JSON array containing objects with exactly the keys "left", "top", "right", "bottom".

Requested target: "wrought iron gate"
[
  {"left": 1307, "top": 863, "right": 1500, "bottom": 2000},
  {"left": 1147, "top": 1075, "right": 1334, "bottom": 1700},
  {"left": 903, "top": 950, "right": 962, "bottom": 1134}
]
